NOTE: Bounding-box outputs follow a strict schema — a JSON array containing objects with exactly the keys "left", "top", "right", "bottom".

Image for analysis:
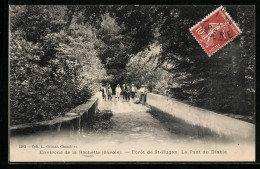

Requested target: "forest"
[{"left": 9, "top": 5, "right": 255, "bottom": 125}]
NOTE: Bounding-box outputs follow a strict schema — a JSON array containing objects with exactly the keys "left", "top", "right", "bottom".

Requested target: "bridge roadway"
[
  {"left": 10, "top": 96, "right": 254, "bottom": 161},
  {"left": 88, "top": 97, "right": 216, "bottom": 144}
]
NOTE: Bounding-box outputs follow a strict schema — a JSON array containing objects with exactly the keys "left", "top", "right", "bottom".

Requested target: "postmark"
[{"left": 190, "top": 6, "right": 242, "bottom": 56}]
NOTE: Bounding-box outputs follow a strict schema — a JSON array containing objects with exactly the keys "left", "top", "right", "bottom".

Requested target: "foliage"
[
  {"left": 126, "top": 43, "right": 174, "bottom": 94},
  {"left": 9, "top": 6, "right": 107, "bottom": 125},
  {"left": 9, "top": 5, "right": 255, "bottom": 125},
  {"left": 150, "top": 6, "right": 255, "bottom": 115}
]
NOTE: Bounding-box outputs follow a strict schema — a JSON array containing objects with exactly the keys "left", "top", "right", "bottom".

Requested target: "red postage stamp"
[{"left": 190, "top": 6, "right": 242, "bottom": 56}]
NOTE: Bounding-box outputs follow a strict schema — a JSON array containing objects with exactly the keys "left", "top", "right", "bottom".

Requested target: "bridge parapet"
[
  {"left": 146, "top": 93, "right": 255, "bottom": 140},
  {"left": 10, "top": 92, "right": 102, "bottom": 136}
]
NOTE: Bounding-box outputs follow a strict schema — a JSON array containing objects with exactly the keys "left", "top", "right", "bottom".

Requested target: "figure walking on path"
[
  {"left": 115, "top": 84, "right": 122, "bottom": 101},
  {"left": 122, "top": 84, "right": 127, "bottom": 101},
  {"left": 126, "top": 84, "right": 131, "bottom": 101},
  {"left": 107, "top": 84, "right": 113, "bottom": 101},
  {"left": 139, "top": 84, "right": 148, "bottom": 104},
  {"left": 131, "top": 84, "right": 137, "bottom": 101},
  {"left": 101, "top": 85, "right": 107, "bottom": 101}
]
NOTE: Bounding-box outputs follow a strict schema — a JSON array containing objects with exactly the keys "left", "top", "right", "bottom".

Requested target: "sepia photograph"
[{"left": 9, "top": 5, "right": 255, "bottom": 162}]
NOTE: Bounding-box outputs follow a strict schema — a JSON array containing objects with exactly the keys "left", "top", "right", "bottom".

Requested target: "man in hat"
[
  {"left": 130, "top": 84, "right": 137, "bottom": 101},
  {"left": 107, "top": 84, "right": 113, "bottom": 101},
  {"left": 126, "top": 84, "right": 131, "bottom": 101},
  {"left": 101, "top": 84, "right": 107, "bottom": 101},
  {"left": 115, "top": 84, "right": 122, "bottom": 101},
  {"left": 139, "top": 84, "right": 148, "bottom": 104},
  {"left": 122, "top": 84, "right": 127, "bottom": 101}
]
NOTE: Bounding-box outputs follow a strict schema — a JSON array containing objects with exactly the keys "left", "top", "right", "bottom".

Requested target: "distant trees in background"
[
  {"left": 9, "top": 5, "right": 255, "bottom": 125},
  {"left": 125, "top": 43, "right": 175, "bottom": 95}
]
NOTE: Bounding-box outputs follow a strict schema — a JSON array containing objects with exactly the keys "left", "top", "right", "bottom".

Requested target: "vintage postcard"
[{"left": 9, "top": 5, "right": 255, "bottom": 162}]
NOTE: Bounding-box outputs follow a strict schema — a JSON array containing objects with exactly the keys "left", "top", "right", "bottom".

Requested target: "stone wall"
[
  {"left": 146, "top": 93, "right": 255, "bottom": 140},
  {"left": 10, "top": 93, "right": 101, "bottom": 136}
]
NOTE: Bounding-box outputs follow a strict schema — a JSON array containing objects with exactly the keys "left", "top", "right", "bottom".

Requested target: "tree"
[
  {"left": 9, "top": 6, "right": 108, "bottom": 125},
  {"left": 154, "top": 6, "right": 255, "bottom": 115},
  {"left": 126, "top": 43, "right": 175, "bottom": 94}
]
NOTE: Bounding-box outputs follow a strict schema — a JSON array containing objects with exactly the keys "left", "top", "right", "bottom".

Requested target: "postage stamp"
[{"left": 190, "top": 6, "right": 242, "bottom": 56}]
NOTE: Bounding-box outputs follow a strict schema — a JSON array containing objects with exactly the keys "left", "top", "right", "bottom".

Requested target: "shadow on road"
[
  {"left": 85, "top": 109, "right": 113, "bottom": 133},
  {"left": 147, "top": 105, "right": 231, "bottom": 142}
]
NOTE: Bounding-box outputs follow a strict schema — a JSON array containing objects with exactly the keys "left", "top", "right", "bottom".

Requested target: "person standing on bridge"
[
  {"left": 122, "top": 84, "right": 127, "bottom": 101},
  {"left": 107, "top": 84, "right": 113, "bottom": 101},
  {"left": 115, "top": 84, "right": 122, "bottom": 101},
  {"left": 101, "top": 84, "right": 107, "bottom": 101},
  {"left": 130, "top": 84, "right": 137, "bottom": 101},
  {"left": 126, "top": 84, "right": 131, "bottom": 101},
  {"left": 139, "top": 84, "right": 148, "bottom": 104}
]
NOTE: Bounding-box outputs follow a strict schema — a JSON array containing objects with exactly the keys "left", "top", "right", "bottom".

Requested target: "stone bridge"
[{"left": 9, "top": 92, "right": 255, "bottom": 162}]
